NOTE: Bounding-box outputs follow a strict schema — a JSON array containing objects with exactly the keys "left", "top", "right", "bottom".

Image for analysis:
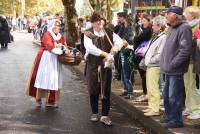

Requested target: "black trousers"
[
  {"left": 138, "top": 67, "right": 147, "bottom": 94},
  {"left": 1, "top": 43, "right": 8, "bottom": 48},
  {"left": 135, "top": 57, "right": 147, "bottom": 95},
  {"left": 90, "top": 88, "right": 111, "bottom": 116},
  {"left": 114, "top": 51, "right": 121, "bottom": 80},
  {"left": 89, "top": 68, "right": 112, "bottom": 116}
]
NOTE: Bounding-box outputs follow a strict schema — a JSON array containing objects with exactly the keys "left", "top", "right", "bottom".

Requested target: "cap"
[{"left": 167, "top": 6, "right": 183, "bottom": 15}]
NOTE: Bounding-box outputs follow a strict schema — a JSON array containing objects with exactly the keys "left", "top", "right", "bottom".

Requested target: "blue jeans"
[
  {"left": 159, "top": 73, "right": 165, "bottom": 96},
  {"left": 121, "top": 65, "right": 133, "bottom": 94},
  {"left": 163, "top": 74, "right": 184, "bottom": 125}
]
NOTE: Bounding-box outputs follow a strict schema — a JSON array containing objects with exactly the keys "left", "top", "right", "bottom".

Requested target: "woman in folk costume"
[
  {"left": 84, "top": 12, "right": 125, "bottom": 126},
  {"left": 26, "top": 19, "right": 66, "bottom": 107}
]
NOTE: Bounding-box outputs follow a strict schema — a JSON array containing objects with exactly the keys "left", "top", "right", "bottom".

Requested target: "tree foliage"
[
  {"left": 26, "top": 0, "right": 63, "bottom": 16},
  {"left": 0, "top": 0, "right": 63, "bottom": 17},
  {"left": 0, "top": 0, "right": 20, "bottom": 15},
  {"left": 89, "top": 0, "right": 121, "bottom": 22}
]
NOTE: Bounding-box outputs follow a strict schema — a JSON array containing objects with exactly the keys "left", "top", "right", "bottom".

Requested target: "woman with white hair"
[
  {"left": 183, "top": 6, "right": 200, "bottom": 120},
  {"left": 26, "top": 19, "right": 67, "bottom": 107},
  {"left": 142, "top": 15, "right": 167, "bottom": 116}
]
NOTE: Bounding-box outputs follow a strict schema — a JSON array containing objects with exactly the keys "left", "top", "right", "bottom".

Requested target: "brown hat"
[
  {"left": 90, "top": 12, "right": 102, "bottom": 23},
  {"left": 117, "top": 12, "right": 127, "bottom": 18}
]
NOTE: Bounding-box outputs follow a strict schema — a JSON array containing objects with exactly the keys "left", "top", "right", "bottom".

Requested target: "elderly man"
[{"left": 160, "top": 6, "right": 193, "bottom": 128}]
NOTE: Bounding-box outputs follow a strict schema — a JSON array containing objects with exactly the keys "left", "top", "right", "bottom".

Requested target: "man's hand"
[
  {"left": 123, "top": 40, "right": 128, "bottom": 47},
  {"left": 100, "top": 51, "right": 109, "bottom": 58},
  {"left": 111, "top": 45, "right": 119, "bottom": 54}
]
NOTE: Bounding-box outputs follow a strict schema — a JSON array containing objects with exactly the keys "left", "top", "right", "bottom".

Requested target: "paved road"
[{"left": 0, "top": 31, "right": 146, "bottom": 134}]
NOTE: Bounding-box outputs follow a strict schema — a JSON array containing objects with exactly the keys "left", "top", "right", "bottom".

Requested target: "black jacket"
[
  {"left": 0, "top": 16, "right": 11, "bottom": 43},
  {"left": 133, "top": 26, "right": 152, "bottom": 50}
]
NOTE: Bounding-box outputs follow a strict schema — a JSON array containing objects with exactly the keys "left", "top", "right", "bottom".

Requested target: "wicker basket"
[{"left": 58, "top": 48, "right": 82, "bottom": 65}]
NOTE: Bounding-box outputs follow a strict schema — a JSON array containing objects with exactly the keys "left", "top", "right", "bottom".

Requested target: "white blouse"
[{"left": 84, "top": 29, "right": 124, "bottom": 57}]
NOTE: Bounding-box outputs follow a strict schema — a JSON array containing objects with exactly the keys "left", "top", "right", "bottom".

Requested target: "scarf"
[{"left": 48, "top": 29, "right": 62, "bottom": 41}]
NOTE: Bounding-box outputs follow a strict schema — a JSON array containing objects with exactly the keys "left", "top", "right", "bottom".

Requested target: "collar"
[
  {"left": 93, "top": 29, "right": 105, "bottom": 37},
  {"left": 171, "top": 21, "right": 184, "bottom": 28},
  {"left": 48, "top": 29, "right": 62, "bottom": 41},
  {"left": 188, "top": 18, "right": 200, "bottom": 28}
]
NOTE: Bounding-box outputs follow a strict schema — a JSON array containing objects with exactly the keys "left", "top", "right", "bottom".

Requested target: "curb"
[
  {"left": 71, "top": 65, "right": 173, "bottom": 134},
  {"left": 111, "top": 93, "right": 173, "bottom": 134}
]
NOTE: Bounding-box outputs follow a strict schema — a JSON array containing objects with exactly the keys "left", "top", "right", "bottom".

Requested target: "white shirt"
[{"left": 84, "top": 29, "right": 124, "bottom": 57}]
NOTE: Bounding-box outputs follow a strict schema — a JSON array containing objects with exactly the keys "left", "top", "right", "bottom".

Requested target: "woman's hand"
[{"left": 197, "top": 39, "right": 200, "bottom": 47}]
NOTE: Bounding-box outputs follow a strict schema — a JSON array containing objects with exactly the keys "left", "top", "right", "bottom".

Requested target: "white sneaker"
[
  {"left": 187, "top": 113, "right": 200, "bottom": 120},
  {"left": 90, "top": 114, "right": 99, "bottom": 122},
  {"left": 159, "top": 106, "right": 165, "bottom": 111},
  {"left": 142, "top": 108, "right": 152, "bottom": 113},
  {"left": 144, "top": 110, "right": 160, "bottom": 116},
  {"left": 100, "top": 116, "right": 112, "bottom": 126},
  {"left": 135, "top": 95, "right": 148, "bottom": 102}
]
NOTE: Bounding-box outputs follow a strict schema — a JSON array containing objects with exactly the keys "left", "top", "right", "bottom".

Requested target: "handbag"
[
  {"left": 58, "top": 47, "right": 82, "bottom": 65},
  {"left": 135, "top": 41, "right": 150, "bottom": 57},
  {"left": 139, "top": 58, "right": 146, "bottom": 70}
]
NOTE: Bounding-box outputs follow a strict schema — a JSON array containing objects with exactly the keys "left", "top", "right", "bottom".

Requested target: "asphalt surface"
[{"left": 0, "top": 31, "right": 147, "bottom": 134}]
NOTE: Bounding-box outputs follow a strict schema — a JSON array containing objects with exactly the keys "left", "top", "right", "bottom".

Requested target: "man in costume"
[{"left": 84, "top": 12, "right": 125, "bottom": 126}]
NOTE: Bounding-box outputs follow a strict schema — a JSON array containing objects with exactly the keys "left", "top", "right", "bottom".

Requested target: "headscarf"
[{"left": 47, "top": 19, "right": 62, "bottom": 41}]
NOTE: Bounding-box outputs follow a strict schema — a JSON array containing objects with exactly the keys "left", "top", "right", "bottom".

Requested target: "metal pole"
[{"left": 131, "top": 0, "right": 136, "bottom": 15}]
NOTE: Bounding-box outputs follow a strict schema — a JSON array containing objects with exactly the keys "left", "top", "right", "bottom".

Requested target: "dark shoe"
[
  {"left": 162, "top": 122, "right": 183, "bottom": 128},
  {"left": 120, "top": 92, "right": 128, "bottom": 96},
  {"left": 193, "top": 124, "right": 200, "bottom": 129},
  {"left": 124, "top": 93, "right": 133, "bottom": 99},
  {"left": 160, "top": 117, "right": 169, "bottom": 123}
]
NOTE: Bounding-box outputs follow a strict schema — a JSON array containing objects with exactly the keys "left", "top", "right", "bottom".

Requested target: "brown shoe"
[
  {"left": 144, "top": 110, "right": 160, "bottom": 116},
  {"left": 45, "top": 103, "right": 58, "bottom": 108},
  {"left": 36, "top": 99, "right": 42, "bottom": 107}
]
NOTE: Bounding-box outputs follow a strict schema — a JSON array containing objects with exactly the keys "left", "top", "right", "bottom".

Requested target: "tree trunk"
[
  {"left": 106, "top": 0, "right": 112, "bottom": 22},
  {"left": 62, "top": 0, "right": 78, "bottom": 47},
  {"left": 12, "top": 0, "right": 16, "bottom": 18},
  {"left": 20, "top": 0, "right": 25, "bottom": 17}
]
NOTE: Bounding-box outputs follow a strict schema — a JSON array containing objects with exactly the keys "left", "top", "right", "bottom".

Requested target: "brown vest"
[{"left": 86, "top": 28, "right": 113, "bottom": 66}]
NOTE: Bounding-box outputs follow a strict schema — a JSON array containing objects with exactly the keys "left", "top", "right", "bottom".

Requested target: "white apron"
[{"left": 34, "top": 50, "right": 62, "bottom": 90}]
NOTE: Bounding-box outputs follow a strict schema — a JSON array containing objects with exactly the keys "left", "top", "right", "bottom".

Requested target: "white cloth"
[
  {"left": 85, "top": 21, "right": 92, "bottom": 30},
  {"left": 84, "top": 29, "right": 124, "bottom": 57},
  {"left": 51, "top": 48, "right": 63, "bottom": 55},
  {"left": 104, "top": 53, "right": 114, "bottom": 69},
  {"left": 34, "top": 51, "right": 62, "bottom": 90}
]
